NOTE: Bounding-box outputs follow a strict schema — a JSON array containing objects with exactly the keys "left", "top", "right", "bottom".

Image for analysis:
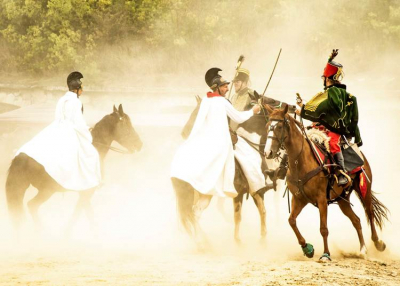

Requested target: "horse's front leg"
[
  {"left": 233, "top": 193, "right": 244, "bottom": 244},
  {"left": 252, "top": 192, "right": 267, "bottom": 241},
  {"left": 318, "top": 198, "right": 331, "bottom": 262},
  {"left": 193, "top": 194, "right": 212, "bottom": 250},
  {"left": 65, "top": 189, "right": 95, "bottom": 237},
  {"left": 288, "top": 195, "right": 313, "bottom": 258}
]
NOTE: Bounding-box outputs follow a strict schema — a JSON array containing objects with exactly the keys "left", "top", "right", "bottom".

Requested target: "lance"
[
  {"left": 227, "top": 55, "right": 245, "bottom": 101},
  {"left": 341, "top": 135, "right": 371, "bottom": 183},
  {"left": 262, "top": 48, "right": 282, "bottom": 96}
]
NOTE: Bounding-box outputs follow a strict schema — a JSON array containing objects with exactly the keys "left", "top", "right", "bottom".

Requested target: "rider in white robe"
[
  {"left": 171, "top": 68, "right": 260, "bottom": 198},
  {"left": 17, "top": 72, "right": 101, "bottom": 191}
]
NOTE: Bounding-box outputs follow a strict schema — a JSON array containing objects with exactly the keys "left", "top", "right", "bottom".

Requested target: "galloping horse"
[
  {"left": 6, "top": 104, "right": 143, "bottom": 234},
  {"left": 176, "top": 95, "right": 291, "bottom": 244},
  {"left": 263, "top": 104, "right": 388, "bottom": 261}
]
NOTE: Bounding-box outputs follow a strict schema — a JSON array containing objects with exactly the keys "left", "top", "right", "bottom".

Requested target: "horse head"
[
  {"left": 111, "top": 104, "right": 143, "bottom": 153},
  {"left": 264, "top": 104, "right": 290, "bottom": 159},
  {"left": 181, "top": 95, "right": 202, "bottom": 139}
]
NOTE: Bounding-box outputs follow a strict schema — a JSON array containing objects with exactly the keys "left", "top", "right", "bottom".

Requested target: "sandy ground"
[{"left": 0, "top": 86, "right": 399, "bottom": 285}]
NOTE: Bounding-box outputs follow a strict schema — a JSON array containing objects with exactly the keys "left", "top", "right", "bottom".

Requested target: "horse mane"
[{"left": 91, "top": 113, "right": 117, "bottom": 139}]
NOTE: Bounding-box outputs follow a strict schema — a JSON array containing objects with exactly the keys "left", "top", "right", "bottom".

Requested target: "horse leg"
[
  {"left": 252, "top": 192, "right": 267, "bottom": 241},
  {"left": 337, "top": 199, "right": 367, "bottom": 257},
  {"left": 317, "top": 199, "right": 331, "bottom": 262},
  {"left": 288, "top": 198, "right": 314, "bottom": 258},
  {"left": 27, "top": 188, "right": 54, "bottom": 232},
  {"left": 193, "top": 194, "right": 212, "bottom": 250},
  {"left": 65, "top": 189, "right": 95, "bottom": 237},
  {"left": 233, "top": 193, "right": 244, "bottom": 244}
]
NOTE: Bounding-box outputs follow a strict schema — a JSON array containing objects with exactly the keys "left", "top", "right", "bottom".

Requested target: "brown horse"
[
  {"left": 263, "top": 104, "right": 388, "bottom": 261},
  {"left": 6, "top": 104, "right": 142, "bottom": 235},
  {"left": 177, "top": 96, "right": 290, "bottom": 244}
]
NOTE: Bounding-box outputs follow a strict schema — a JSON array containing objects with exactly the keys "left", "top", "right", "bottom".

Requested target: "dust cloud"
[{"left": 0, "top": 1, "right": 399, "bottom": 285}]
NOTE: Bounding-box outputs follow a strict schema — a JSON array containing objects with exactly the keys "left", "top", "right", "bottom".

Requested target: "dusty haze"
[{"left": 0, "top": 1, "right": 399, "bottom": 285}]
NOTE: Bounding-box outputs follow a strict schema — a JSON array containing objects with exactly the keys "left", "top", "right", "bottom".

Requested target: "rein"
[{"left": 93, "top": 141, "right": 133, "bottom": 154}]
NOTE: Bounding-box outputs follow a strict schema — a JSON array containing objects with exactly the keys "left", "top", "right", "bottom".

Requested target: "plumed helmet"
[
  {"left": 67, "top": 71, "right": 84, "bottom": 91},
  {"left": 205, "top": 68, "right": 230, "bottom": 90},
  {"left": 233, "top": 68, "right": 250, "bottom": 82},
  {"left": 322, "top": 49, "right": 344, "bottom": 81}
]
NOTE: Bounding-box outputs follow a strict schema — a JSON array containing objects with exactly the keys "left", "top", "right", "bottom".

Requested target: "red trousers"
[{"left": 327, "top": 131, "right": 341, "bottom": 155}]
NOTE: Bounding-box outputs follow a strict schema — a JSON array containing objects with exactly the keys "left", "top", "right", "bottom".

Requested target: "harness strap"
[
  {"left": 287, "top": 165, "right": 324, "bottom": 207},
  {"left": 237, "top": 135, "right": 265, "bottom": 156}
]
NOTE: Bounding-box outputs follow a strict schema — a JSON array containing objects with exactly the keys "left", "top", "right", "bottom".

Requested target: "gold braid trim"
[{"left": 304, "top": 91, "right": 328, "bottom": 112}]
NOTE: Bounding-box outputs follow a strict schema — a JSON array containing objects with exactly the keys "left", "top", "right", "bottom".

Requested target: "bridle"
[{"left": 266, "top": 117, "right": 290, "bottom": 153}]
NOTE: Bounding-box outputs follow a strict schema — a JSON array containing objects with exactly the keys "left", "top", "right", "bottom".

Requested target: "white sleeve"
[{"left": 224, "top": 100, "right": 253, "bottom": 124}]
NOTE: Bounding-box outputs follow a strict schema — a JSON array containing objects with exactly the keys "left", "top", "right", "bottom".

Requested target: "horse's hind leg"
[
  {"left": 233, "top": 193, "right": 244, "bottom": 244},
  {"left": 252, "top": 192, "right": 267, "bottom": 241},
  {"left": 193, "top": 194, "right": 212, "bottom": 249},
  {"left": 27, "top": 188, "right": 54, "bottom": 231},
  {"left": 337, "top": 199, "right": 367, "bottom": 256}
]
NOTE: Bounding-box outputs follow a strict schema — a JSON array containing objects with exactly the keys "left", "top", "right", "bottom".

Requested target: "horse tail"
[
  {"left": 6, "top": 154, "right": 31, "bottom": 227},
  {"left": 355, "top": 189, "right": 389, "bottom": 230},
  {"left": 171, "top": 178, "right": 195, "bottom": 236}
]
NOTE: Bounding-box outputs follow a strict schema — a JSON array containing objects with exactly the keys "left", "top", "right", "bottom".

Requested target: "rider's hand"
[
  {"left": 295, "top": 108, "right": 301, "bottom": 116},
  {"left": 252, "top": 104, "right": 261, "bottom": 115}
]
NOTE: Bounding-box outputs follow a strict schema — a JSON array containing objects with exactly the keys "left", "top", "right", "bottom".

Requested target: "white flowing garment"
[
  {"left": 234, "top": 136, "right": 266, "bottom": 194},
  {"left": 171, "top": 96, "right": 253, "bottom": 197},
  {"left": 17, "top": 91, "right": 101, "bottom": 191}
]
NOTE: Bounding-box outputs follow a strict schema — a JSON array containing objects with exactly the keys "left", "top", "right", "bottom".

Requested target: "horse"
[
  {"left": 177, "top": 95, "right": 291, "bottom": 244},
  {"left": 6, "top": 104, "right": 143, "bottom": 235},
  {"left": 263, "top": 104, "right": 388, "bottom": 261}
]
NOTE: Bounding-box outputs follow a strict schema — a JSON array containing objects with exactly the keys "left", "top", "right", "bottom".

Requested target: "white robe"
[
  {"left": 17, "top": 91, "right": 101, "bottom": 191},
  {"left": 171, "top": 96, "right": 253, "bottom": 197},
  {"left": 234, "top": 136, "right": 266, "bottom": 194}
]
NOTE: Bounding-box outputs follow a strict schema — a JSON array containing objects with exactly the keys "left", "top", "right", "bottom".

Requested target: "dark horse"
[
  {"left": 264, "top": 104, "right": 388, "bottom": 261},
  {"left": 6, "top": 104, "right": 143, "bottom": 234},
  {"left": 176, "top": 95, "right": 292, "bottom": 244}
]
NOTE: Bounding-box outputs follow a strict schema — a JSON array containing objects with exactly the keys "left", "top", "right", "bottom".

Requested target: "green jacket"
[{"left": 301, "top": 84, "right": 362, "bottom": 146}]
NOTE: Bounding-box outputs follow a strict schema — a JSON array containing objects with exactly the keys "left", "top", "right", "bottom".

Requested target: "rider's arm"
[{"left": 224, "top": 99, "right": 254, "bottom": 123}]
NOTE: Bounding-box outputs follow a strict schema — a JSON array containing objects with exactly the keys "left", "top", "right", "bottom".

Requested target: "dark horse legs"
[
  {"left": 27, "top": 188, "right": 55, "bottom": 231},
  {"left": 65, "top": 189, "right": 96, "bottom": 237}
]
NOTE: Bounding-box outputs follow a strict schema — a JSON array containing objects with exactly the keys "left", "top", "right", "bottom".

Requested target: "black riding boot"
[
  {"left": 333, "top": 152, "right": 349, "bottom": 186},
  {"left": 265, "top": 153, "right": 288, "bottom": 181}
]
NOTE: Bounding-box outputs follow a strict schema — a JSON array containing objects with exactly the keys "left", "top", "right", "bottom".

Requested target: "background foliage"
[{"left": 0, "top": 0, "right": 399, "bottom": 80}]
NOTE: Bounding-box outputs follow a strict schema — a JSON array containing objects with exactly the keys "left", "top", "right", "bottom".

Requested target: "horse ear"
[
  {"left": 195, "top": 95, "right": 201, "bottom": 104},
  {"left": 113, "top": 105, "right": 118, "bottom": 113},
  {"left": 264, "top": 104, "right": 274, "bottom": 114},
  {"left": 118, "top": 104, "right": 124, "bottom": 115},
  {"left": 283, "top": 104, "right": 289, "bottom": 114}
]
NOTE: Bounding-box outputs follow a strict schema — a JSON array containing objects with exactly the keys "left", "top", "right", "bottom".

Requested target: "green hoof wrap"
[{"left": 302, "top": 243, "right": 314, "bottom": 258}]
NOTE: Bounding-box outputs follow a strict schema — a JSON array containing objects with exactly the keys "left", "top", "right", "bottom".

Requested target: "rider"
[
  {"left": 297, "top": 49, "right": 362, "bottom": 186},
  {"left": 17, "top": 72, "right": 101, "bottom": 190},
  {"left": 230, "top": 68, "right": 292, "bottom": 186},
  {"left": 171, "top": 68, "right": 260, "bottom": 197}
]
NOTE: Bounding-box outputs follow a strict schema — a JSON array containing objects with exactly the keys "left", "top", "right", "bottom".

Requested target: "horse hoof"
[
  {"left": 374, "top": 240, "right": 386, "bottom": 252},
  {"left": 319, "top": 253, "right": 332, "bottom": 262},
  {"left": 235, "top": 238, "right": 242, "bottom": 245},
  {"left": 360, "top": 246, "right": 368, "bottom": 259},
  {"left": 302, "top": 243, "right": 314, "bottom": 258}
]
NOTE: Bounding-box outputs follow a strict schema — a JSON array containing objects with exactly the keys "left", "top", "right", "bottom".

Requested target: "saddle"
[{"left": 286, "top": 127, "right": 367, "bottom": 206}]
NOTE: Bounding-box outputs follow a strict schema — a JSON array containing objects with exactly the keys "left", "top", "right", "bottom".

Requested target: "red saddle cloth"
[{"left": 310, "top": 141, "right": 367, "bottom": 198}]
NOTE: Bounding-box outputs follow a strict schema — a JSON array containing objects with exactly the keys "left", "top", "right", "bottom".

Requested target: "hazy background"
[{"left": 0, "top": 0, "right": 399, "bottom": 284}]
